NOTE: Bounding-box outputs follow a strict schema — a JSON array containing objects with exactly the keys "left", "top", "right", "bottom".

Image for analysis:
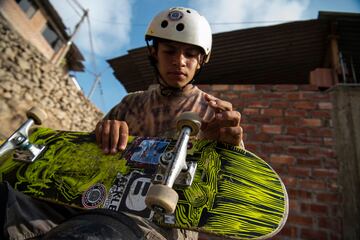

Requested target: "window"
[
  {"left": 42, "top": 23, "right": 63, "bottom": 52},
  {"left": 16, "top": 0, "right": 38, "bottom": 19}
]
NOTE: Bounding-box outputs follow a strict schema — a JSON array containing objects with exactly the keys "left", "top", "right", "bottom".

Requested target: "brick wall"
[{"left": 198, "top": 84, "right": 341, "bottom": 240}]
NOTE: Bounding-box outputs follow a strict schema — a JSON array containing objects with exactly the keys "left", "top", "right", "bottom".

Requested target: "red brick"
[
  {"left": 300, "top": 229, "right": 328, "bottom": 239},
  {"left": 262, "top": 124, "right": 282, "bottom": 134},
  {"left": 247, "top": 101, "right": 271, "bottom": 108},
  {"left": 240, "top": 93, "right": 258, "bottom": 99},
  {"left": 293, "top": 101, "right": 318, "bottom": 109},
  {"left": 299, "top": 179, "right": 327, "bottom": 190},
  {"left": 222, "top": 93, "right": 238, "bottom": 100},
  {"left": 242, "top": 108, "right": 259, "bottom": 115},
  {"left": 260, "top": 144, "right": 285, "bottom": 153},
  {"left": 289, "top": 199, "right": 299, "bottom": 211},
  {"left": 255, "top": 85, "right": 271, "bottom": 91},
  {"left": 233, "top": 85, "right": 255, "bottom": 91},
  {"left": 318, "top": 102, "right": 333, "bottom": 110},
  {"left": 298, "top": 136, "right": 323, "bottom": 144},
  {"left": 271, "top": 101, "right": 289, "bottom": 108},
  {"left": 324, "top": 137, "right": 335, "bottom": 146},
  {"left": 276, "top": 225, "right": 298, "bottom": 238},
  {"left": 211, "top": 84, "right": 229, "bottom": 91},
  {"left": 288, "top": 146, "right": 310, "bottom": 155},
  {"left": 273, "top": 135, "right": 297, "bottom": 144},
  {"left": 303, "top": 92, "right": 331, "bottom": 100},
  {"left": 287, "top": 215, "right": 313, "bottom": 226},
  {"left": 286, "top": 127, "right": 307, "bottom": 135},
  {"left": 260, "top": 109, "right": 283, "bottom": 116},
  {"left": 307, "top": 128, "right": 333, "bottom": 137},
  {"left": 301, "top": 203, "right": 329, "bottom": 215},
  {"left": 270, "top": 154, "right": 296, "bottom": 165},
  {"left": 273, "top": 85, "right": 299, "bottom": 91},
  {"left": 284, "top": 109, "right": 308, "bottom": 117},
  {"left": 247, "top": 133, "right": 272, "bottom": 142},
  {"left": 286, "top": 92, "right": 304, "bottom": 101},
  {"left": 302, "top": 118, "right": 322, "bottom": 127},
  {"left": 243, "top": 143, "right": 258, "bottom": 153},
  {"left": 313, "top": 168, "right": 338, "bottom": 178},
  {"left": 241, "top": 124, "right": 256, "bottom": 133},
  {"left": 288, "top": 189, "right": 313, "bottom": 200},
  {"left": 273, "top": 117, "right": 299, "bottom": 125},
  {"left": 311, "top": 110, "right": 332, "bottom": 118},
  {"left": 311, "top": 148, "right": 336, "bottom": 158},
  {"left": 248, "top": 116, "right": 271, "bottom": 124},
  {"left": 263, "top": 93, "right": 283, "bottom": 99},
  {"left": 299, "top": 85, "right": 319, "bottom": 91},
  {"left": 282, "top": 176, "right": 297, "bottom": 187},
  {"left": 323, "top": 158, "right": 339, "bottom": 168},
  {"left": 316, "top": 193, "right": 340, "bottom": 203},
  {"left": 298, "top": 157, "right": 322, "bottom": 167},
  {"left": 289, "top": 166, "right": 311, "bottom": 177},
  {"left": 319, "top": 218, "right": 341, "bottom": 231}
]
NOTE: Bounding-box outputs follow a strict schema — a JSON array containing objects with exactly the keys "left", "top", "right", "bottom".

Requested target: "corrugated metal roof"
[{"left": 107, "top": 12, "right": 360, "bottom": 92}]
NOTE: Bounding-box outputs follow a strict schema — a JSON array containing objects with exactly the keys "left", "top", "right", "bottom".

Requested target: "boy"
[
  {"left": 96, "top": 7, "right": 243, "bottom": 154},
  {"left": 0, "top": 7, "right": 243, "bottom": 240},
  {"left": 95, "top": 7, "right": 244, "bottom": 240}
]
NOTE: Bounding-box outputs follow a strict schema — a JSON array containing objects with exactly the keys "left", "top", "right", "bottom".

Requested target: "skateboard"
[{"left": 0, "top": 107, "right": 288, "bottom": 239}]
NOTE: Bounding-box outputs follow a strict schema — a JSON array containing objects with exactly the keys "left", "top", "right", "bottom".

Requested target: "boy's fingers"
[
  {"left": 95, "top": 121, "right": 102, "bottom": 146},
  {"left": 101, "top": 120, "right": 111, "bottom": 154},
  {"left": 118, "top": 122, "right": 129, "bottom": 151},
  {"left": 110, "top": 121, "right": 120, "bottom": 154}
]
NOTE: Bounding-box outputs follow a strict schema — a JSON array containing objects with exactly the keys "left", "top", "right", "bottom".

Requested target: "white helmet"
[{"left": 145, "top": 7, "right": 212, "bottom": 63}]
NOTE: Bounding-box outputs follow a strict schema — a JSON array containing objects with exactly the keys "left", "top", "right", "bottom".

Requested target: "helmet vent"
[
  {"left": 161, "top": 20, "right": 168, "bottom": 28},
  {"left": 176, "top": 23, "right": 184, "bottom": 31},
  {"left": 186, "top": 10, "right": 191, "bottom": 13}
]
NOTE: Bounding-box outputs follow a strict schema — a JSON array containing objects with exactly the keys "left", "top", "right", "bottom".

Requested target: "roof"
[
  {"left": 37, "top": 0, "right": 85, "bottom": 71},
  {"left": 107, "top": 11, "right": 360, "bottom": 92}
]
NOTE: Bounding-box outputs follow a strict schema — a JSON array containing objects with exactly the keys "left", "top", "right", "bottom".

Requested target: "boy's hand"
[
  {"left": 201, "top": 94, "right": 244, "bottom": 148},
  {"left": 95, "top": 120, "right": 129, "bottom": 154}
]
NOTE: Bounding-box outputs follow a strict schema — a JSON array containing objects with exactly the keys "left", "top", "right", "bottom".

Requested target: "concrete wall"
[
  {"left": 0, "top": 13, "right": 103, "bottom": 138},
  {"left": 331, "top": 85, "right": 360, "bottom": 240}
]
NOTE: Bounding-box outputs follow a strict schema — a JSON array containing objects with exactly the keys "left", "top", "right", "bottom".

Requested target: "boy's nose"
[{"left": 172, "top": 52, "right": 186, "bottom": 66}]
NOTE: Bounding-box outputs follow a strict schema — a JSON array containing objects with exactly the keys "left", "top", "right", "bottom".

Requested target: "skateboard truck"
[
  {"left": 145, "top": 112, "right": 201, "bottom": 215},
  {"left": 0, "top": 107, "right": 47, "bottom": 163}
]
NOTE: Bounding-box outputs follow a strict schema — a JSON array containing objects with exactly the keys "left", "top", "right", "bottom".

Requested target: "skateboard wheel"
[
  {"left": 176, "top": 112, "right": 201, "bottom": 136},
  {"left": 145, "top": 184, "right": 178, "bottom": 214},
  {"left": 26, "top": 107, "right": 47, "bottom": 125}
]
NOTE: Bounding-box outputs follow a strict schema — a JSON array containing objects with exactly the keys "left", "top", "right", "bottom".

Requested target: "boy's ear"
[
  {"left": 150, "top": 46, "right": 157, "bottom": 58},
  {"left": 148, "top": 46, "right": 158, "bottom": 66}
]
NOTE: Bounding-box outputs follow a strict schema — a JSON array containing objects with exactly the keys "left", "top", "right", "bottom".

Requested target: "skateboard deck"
[{"left": 0, "top": 127, "right": 288, "bottom": 239}]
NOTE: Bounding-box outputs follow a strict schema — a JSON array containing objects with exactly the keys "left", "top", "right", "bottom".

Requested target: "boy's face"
[{"left": 153, "top": 40, "right": 203, "bottom": 88}]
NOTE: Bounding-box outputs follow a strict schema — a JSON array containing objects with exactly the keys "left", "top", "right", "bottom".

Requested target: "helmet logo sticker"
[{"left": 168, "top": 10, "right": 183, "bottom": 21}]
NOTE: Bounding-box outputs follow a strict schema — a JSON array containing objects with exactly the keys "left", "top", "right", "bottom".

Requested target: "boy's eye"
[{"left": 185, "top": 51, "right": 199, "bottom": 58}]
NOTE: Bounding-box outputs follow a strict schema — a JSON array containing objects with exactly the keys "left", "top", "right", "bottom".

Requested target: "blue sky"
[{"left": 50, "top": 0, "right": 360, "bottom": 114}]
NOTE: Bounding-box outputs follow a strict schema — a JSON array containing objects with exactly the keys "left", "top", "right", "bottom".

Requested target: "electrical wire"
[{"left": 65, "top": 0, "right": 82, "bottom": 17}]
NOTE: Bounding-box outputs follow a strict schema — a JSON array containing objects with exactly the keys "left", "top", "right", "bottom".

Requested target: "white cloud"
[
  {"left": 50, "top": 0, "right": 132, "bottom": 57},
  {"left": 189, "top": 0, "right": 310, "bottom": 33}
]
